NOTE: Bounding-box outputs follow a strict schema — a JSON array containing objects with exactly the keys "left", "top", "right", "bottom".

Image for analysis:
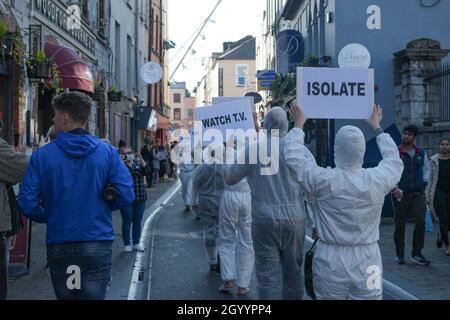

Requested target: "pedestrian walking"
[
  {"left": 120, "top": 146, "right": 152, "bottom": 252},
  {"left": 18, "top": 91, "right": 135, "bottom": 300},
  {"left": 178, "top": 140, "right": 196, "bottom": 212},
  {"left": 158, "top": 144, "right": 169, "bottom": 181},
  {"left": 0, "top": 139, "right": 28, "bottom": 300},
  {"left": 193, "top": 143, "right": 225, "bottom": 273},
  {"left": 392, "top": 124, "right": 431, "bottom": 266},
  {"left": 224, "top": 107, "right": 306, "bottom": 300},
  {"left": 426, "top": 138, "right": 450, "bottom": 256},
  {"left": 285, "top": 104, "right": 403, "bottom": 300},
  {"left": 151, "top": 145, "right": 160, "bottom": 184},
  {"left": 141, "top": 138, "right": 155, "bottom": 188},
  {"left": 218, "top": 139, "right": 254, "bottom": 296}
]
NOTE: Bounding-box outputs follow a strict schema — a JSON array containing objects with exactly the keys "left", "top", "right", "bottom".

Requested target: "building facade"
[
  {"left": 203, "top": 36, "right": 256, "bottom": 105},
  {"left": 278, "top": 0, "right": 450, "bottom": 156},
  {"left": 1, "top": 0, "right": 116, "bottom": 146},
  {"left": 169, "top": 81, "right": 194, "bottom": 131}
]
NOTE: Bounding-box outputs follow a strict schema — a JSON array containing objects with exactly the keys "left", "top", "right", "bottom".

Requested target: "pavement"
[
  {"left": 7, "top": 179, "right": 450, "bottom": 300},
  {"left": 379, "top": 217, "right": 450, "bottom": 300}
]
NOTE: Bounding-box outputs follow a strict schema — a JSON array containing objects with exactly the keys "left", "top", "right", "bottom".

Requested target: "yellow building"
[{"left": 203, "top": 36, "right": 256, "bottom": 105}]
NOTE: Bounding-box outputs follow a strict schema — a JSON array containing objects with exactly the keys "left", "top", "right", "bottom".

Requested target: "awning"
[
  {"left": 157, "top": 113, "right": 170, "bottom": 130},
  {"left": 44, "top": 42, "right": 94, "bottom": 93}
]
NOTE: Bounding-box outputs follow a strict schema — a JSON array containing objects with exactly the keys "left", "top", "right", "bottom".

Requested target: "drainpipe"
[{"left": 132, "top": 0, "right": 140, "bottom": 151}]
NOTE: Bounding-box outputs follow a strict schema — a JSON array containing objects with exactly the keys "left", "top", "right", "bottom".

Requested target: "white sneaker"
[
  {"left": 123, "top": 245, "right": 132, "bottom": 252},
  {"left": 133, "top": 244, "right": 145, "bottom": 252}
]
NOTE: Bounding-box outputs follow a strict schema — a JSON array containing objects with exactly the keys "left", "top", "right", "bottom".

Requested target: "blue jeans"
[
  {"left": 47, "top": 241, "right": 113, "bottom": 300},
  {"left": 120, "top": 201, "right": 146, "bottom": 246}
]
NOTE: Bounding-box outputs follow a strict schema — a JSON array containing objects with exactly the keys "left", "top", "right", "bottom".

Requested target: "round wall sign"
[
  {"left": 141, "top": 62, "right": 163, "bottom": 84},
  {"left": 338, "top": 43, "right": 371, "bottom": 68}
]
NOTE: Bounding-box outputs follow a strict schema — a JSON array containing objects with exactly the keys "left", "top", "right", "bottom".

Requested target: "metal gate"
[{"left": 425, "top": 61, "right": 450, "bottom": 124}]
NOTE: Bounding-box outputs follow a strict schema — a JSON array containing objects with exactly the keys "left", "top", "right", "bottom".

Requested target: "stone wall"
[{"left": 394, "top": 38, "right": 450, "bottom": 154}]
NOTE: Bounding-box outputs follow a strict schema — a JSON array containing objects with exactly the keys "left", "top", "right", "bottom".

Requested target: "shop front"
[{"left": 29, "top": 0, "right": 96, "bottom": 141}]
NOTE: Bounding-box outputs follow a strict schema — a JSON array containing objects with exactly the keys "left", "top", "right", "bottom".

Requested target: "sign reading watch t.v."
[{"left": 297, "top": 67, "right": 375, "bottom": 119}]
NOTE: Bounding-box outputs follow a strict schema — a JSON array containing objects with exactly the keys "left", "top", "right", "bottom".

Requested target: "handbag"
[
  {"left": 5, "top": 185, "right": 24, "bottom": 237},
  {"left": 305, "top": 237, "right": 318, "bottom": 300}
]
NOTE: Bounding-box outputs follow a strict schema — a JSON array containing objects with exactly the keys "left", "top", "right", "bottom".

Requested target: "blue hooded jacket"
[{"left": 18, "top": 130, "right": 135, "bottom": 245}]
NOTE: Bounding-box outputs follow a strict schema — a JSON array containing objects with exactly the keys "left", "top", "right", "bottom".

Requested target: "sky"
[{"left": 168, "top": 0, "right": 265, "bottom": 93}]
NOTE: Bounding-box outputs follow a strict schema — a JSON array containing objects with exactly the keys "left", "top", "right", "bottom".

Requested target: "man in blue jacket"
[{"left": 19, "top": 91, "right": 135, "bottom": 300}]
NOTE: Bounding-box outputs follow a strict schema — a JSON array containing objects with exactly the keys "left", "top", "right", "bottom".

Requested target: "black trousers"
[
  {"left": 0, "top": 234, "right": 8, "bottom": 300},
  {"left": 393, "top": 192, "right": 427, "bottom": 257},
  {"left": 434, "top": 189, "right": 450, "bottom": 247}
]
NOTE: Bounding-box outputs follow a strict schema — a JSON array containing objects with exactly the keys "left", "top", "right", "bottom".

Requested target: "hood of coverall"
[
  {"left": 263, "top": 107, "right": 289, "bottom": 137},
  {"left": 334, "top": 126, "right": 366, "bottom": 170}
]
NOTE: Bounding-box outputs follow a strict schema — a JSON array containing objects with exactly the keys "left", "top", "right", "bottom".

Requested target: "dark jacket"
[{"left": 398, "top": 144, "right": 427, "bottom": 194}]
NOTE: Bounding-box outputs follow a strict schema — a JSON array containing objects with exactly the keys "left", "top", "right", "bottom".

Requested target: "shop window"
[
  {"left": 82, "top": 0, "right": 89, "bottom": 23},
  {"left": 98, "top": 0, "right": 106, "bottom": 37}
]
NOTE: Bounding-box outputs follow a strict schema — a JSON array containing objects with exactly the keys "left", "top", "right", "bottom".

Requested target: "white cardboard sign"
[
  {"left": 297, "top": 67, "right": 374, "bottom": 119},
  {"left": 212, "top": 96, "right": 256, "bottom": 113},
  {"left": 194, "top": 99, "right": 255, "bottom": 143}
]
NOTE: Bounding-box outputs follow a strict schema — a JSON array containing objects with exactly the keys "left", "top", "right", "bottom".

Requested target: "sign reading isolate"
[
  {"left": 32, "top": 0, "right": 96, "bottom": 58},
  {"left": 297, "top": 67, "right": 375, "bottom": 119}
]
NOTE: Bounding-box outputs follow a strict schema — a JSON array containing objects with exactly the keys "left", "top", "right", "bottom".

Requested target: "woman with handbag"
[{"left": 426, "top": 138, "right": 450, "bottom": 256}]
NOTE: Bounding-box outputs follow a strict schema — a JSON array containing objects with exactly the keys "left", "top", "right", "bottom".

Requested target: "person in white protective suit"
[
  {"left": 285, "top": 103, "right": 404, "bottom": 300},
  {"left": 193, "top": 143, "right": 226, "bottom": 272},
  {"left": 223, "top": 107, "right": 307, "bottom": 300},
  {"left": 218, "top": 139, "right": 255, "bottom": 296},
  {"left": 178, "top": 139, "right": 196, "bottom": 213}
]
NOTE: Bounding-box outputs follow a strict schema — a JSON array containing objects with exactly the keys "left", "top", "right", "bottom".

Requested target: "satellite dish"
[{"left": 245, "top": 92, "right": 263, "bottom": 104}]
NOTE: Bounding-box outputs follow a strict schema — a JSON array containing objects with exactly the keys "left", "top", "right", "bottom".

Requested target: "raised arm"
[
  {"left": 365, "top": 105, "right": 404, "bottom": 195},
  {"left": 285, "top": 103, "right": 330, "bottom": 196}
]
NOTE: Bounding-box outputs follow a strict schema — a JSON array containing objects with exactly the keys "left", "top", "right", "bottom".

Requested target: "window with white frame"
[{"left": 236, "top": 64, "right": 248, "bottom": 87}]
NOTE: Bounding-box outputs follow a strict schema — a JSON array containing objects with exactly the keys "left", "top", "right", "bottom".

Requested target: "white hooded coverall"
[
  {"left": 285, "top": 126, "right": 404, "bottom": 300},
  {"left": 193, "top": 144, "right": 225, "bottom": 266},
  {"left": 224, "top": 107, "right": 307, "bottom": 300},
  {"left": 218, "top": 175, "right": 254, "bottom": 289}
]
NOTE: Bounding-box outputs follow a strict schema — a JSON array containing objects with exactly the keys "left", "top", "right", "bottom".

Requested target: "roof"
[{"left": 218, "top": 36, "right": 256, "bottom": 60}]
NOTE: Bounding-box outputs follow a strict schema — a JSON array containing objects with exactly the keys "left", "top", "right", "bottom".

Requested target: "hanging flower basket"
[
  {"left": 27, "top": 59, "right": 52, "bottom": 79},
  {"left": 108, "top": 91, "right": 122, "bottom": 101}
]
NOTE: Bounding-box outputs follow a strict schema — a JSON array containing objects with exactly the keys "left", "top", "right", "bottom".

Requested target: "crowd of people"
[{"left": 0, "top": 91, "right": 449, "bottom": 300}]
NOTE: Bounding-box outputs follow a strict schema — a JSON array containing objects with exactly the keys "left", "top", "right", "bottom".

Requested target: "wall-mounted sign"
[
  {"left": 276, "top": 30, "right": 304, "bottom": 74},
  {"left": 31, "top": 0, "right": 96, "bottom": 59},
  {"left": 147, "top": 109, "right": 158, "bottom": 132},
  {"left": 29, "top": 25, "right": 42, "bottom": 58},
  {"left": 338, "top": 43, "right": 371, "bottom": 68},
  {"left": 140, "top": 62, "right": 163, "bottom": 84},
  {"left": 297, "top": 67, "right": 375, "bottom": 119},
  {"left": 257, "top": 70, "right": 277, "bottom": 91}
]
